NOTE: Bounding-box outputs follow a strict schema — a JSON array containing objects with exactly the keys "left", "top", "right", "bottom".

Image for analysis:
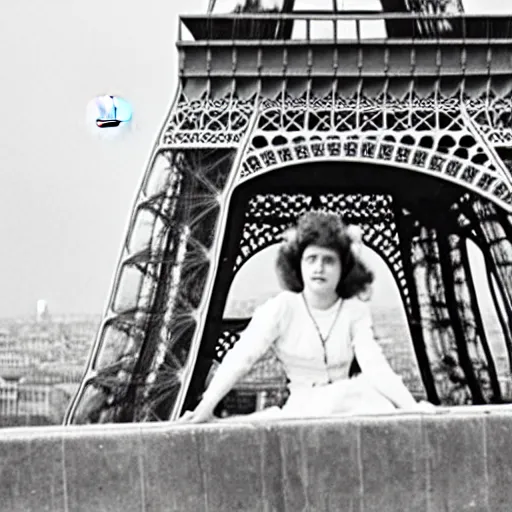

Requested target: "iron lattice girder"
[
  {"left": 174, "top": 13, "right": 512, "bottom": 153},
  {"left": 409, "top": 224, "right": 474, "bottom": 405},
  {"left": 436, "top": 232, "right": 497, "bottom": 404},
  {"left": 206, "top": 0, "right": 464, "bottom": 15},
  {"left": 405, "top": 0, "right": 464, "bottom": 13},
  {"left": 64, "top": 148, "right": 237, "bottom": 424},
  {"left": 165, "top": 97, "right": 254, "bottom": 146},
  {"left": 166, "top": 80, "right": 512, "bottom": 146},
  {"left": 180, "top": 12, "right": 512, "bottom": 43},
  {"left": 178, "top": 33, "right": 512, "bottom": 79},
  {"left": 164, "top": 88, "right": 512, "bottom": 210},
  {"left": 403, "top": 204, "right": 512, "bottom": 405},
  {"left": 241, "top": 134, "right": 512, "bottom": 211}
]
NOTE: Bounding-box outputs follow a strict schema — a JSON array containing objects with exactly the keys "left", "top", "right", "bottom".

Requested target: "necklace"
[{"left": 301, "top": 294, "right": 343, "bottom": 385}]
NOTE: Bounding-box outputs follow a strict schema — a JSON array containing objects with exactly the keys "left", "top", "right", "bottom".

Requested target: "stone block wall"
[{"left": 1, "top": 408, "right": 511, "bottom": 511}]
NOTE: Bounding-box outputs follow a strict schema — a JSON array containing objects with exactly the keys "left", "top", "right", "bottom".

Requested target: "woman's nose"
[{"left": 314, "top": 259, "right": 324, "bottom": 272}]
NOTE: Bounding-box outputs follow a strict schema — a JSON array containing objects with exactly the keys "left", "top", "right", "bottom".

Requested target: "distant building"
[
  {"left": 0, "top": 349, "right": 33, "bottom": 381},
  {"left": 0, "top": 328, "right": 13, "bottom": 349},
  {"left": 36, "top": 299, "right": 51, "bottom": 323}
]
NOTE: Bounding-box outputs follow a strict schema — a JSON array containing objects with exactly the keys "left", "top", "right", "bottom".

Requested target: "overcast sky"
[{"left": 0, "top": 0, "right": 508, "bottom": 318}]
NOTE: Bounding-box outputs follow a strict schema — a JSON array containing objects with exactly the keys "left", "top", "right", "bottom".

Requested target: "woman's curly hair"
[{"left": 276, "top": 211, "right": 373, "bottom": 299}]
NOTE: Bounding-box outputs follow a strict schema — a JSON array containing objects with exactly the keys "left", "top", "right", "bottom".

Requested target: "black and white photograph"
[{"left": 1, "top": 0, "right": 511, "bottom": 510}]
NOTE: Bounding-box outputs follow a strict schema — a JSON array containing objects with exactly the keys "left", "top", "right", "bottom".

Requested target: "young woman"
[{"left": 180, "top": 211, "right": 433, "bottom": 423}]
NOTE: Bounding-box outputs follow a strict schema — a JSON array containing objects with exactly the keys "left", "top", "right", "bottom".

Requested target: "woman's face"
[{"left": 300, "top": 245, "right": 342, "bottom": 297}]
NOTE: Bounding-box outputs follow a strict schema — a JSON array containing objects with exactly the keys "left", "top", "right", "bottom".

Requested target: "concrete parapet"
[{"left": 1, "top": 406, "right": 512, "bottom": 511}]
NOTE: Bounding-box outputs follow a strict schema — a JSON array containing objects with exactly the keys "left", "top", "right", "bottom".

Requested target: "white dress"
[{"left": 203, "top": 291, "right": 417, "bottom": 419}]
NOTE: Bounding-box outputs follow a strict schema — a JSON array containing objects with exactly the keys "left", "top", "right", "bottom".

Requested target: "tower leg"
[
  {"left": 458, "top": 238, "right": 502, "bottom": 402},
  {"left": 437, "top": 230, "right": 497, "bottom": 404},
  {"left": 409, "top": 224, "right": 473, "bottom": 405},
  {"left": 465, "top": 199, "right": 512, "bottom": 373},
  {"left": 395, "top": 208, "right": 440, "bottom": 404}
]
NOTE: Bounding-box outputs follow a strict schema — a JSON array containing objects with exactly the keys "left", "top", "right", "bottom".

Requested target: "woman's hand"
[
  {"left": 409, "top": 400, "right": 437, "bottom": 413},
  {"left": 176, "top": 404, "right": 215, "bottom": 424}
]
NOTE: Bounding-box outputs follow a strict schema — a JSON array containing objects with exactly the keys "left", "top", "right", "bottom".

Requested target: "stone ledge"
[{"left": 1, "top": 407, "right": 512, "bottom": 512}]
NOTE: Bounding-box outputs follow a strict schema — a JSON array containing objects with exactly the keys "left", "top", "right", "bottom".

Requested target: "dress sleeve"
[
  {"left": 200, "top": 292, "right": 288, "bottom": 410},
  {"left": 350, "top": 300, "right": 417, "bottom": 408}
]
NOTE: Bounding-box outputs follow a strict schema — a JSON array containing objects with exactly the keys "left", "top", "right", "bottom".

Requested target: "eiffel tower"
[{"left": 64, "top": 1, "right": 512, "bottom": 424}]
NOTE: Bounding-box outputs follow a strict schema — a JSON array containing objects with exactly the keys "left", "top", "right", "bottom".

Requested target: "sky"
[{"left": 0, "top": 0, "right": 509, "bottom": 318}]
